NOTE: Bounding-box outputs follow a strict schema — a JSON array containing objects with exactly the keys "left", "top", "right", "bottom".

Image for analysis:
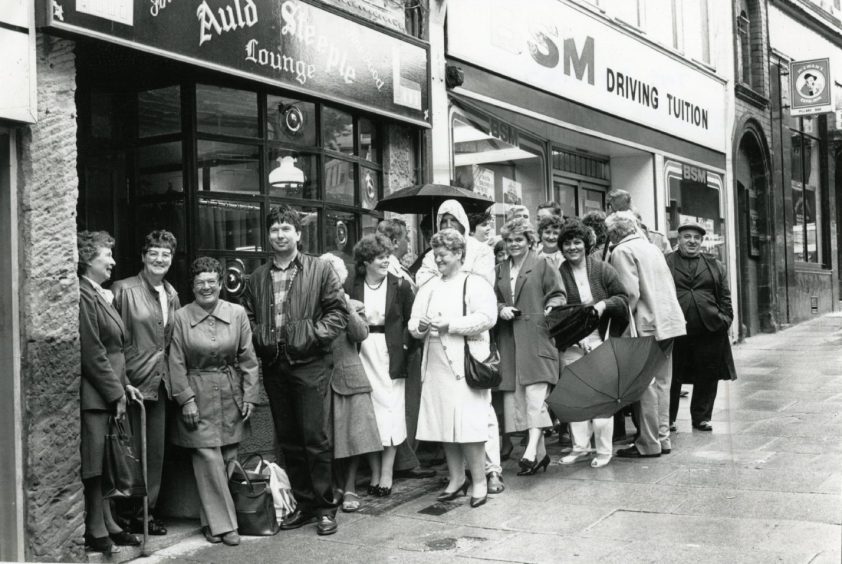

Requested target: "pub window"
[
  {"left": 664, "top": 160, "right": 726, "bottom": 263},
  {"left": 790, "top": 116, "right": 824, "bottom": 264},
  {"left": 450, "top": 107, "right": 546, "bottom": 231}
]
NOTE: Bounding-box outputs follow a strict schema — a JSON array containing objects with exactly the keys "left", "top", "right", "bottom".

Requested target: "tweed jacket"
[
  {"left": 330, "top": 296, "right": 372, "bottom": 395},
  {"left": 559, "top": 257, "right": 629, "bottom": 339}
]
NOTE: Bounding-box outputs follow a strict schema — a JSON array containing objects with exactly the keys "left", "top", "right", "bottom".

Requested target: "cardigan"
[{"left": 559, "top": 257, "right": 629, "bottom": 339}]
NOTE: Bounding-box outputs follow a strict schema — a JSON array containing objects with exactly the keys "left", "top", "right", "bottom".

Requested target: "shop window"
[
  {"left": 664, "top": 160, "right": 725, "bottom": 262},
  {"left": 267, "top": 95, "right": 317, "bottom": 146},
  {"left": 359, "top": 117, "right": 380, "bottom": 163},
  {"left": 198, "top": 198, "right": 262, "bottom": 252},
  {"left": 196, "top": 84, "right": 259, "bottom": 138},
  {"left": 325, "top": 210, "right": 358, "bottom": 267},
  {"left": 361, "top": 214, "right": 380, "bottom": 237},
  {"left": 137, "top": 143, "right": 183, "bottom": 196},
  {"left": 451, "top": 109, "right": 546, "bottom": 229},
  {"left": 790, "top": 116, "right": 824, "bottom": 264},
  {"left": 197, "top": 141, "right": 260, "bottom": 194},
  {"left": 323, "top": 106, "right": 355, "bottom": 155},
  {"left": 138, "top": 85, "right": 181, "bottom": 138},
  {"left": 325, "top": 158, "right": 355, "bottom": 206},
  {"left": 288, "top": 205, "right": 320, "bottom": 254}
]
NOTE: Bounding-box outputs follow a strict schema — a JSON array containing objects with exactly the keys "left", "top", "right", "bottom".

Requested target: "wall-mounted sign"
[
  {"left": 1, "top": 0, "right": 37, "bottom": 123},
  {"left": 42, "top": 0, "right": 430, "bottom": 127},
  {"left": 447, "top": 0, "right": 726, "bottom": 152},
  {"left": 472, "top": 165, "right": 494, "bottom": 199},
  {"left": 790, "top": 58, "right": 833, "bottom": 116}
]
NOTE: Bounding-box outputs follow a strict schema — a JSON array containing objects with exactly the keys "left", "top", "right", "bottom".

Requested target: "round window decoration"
[
  {"left": 335, "top": 220, "right": 348, "bottom": 248},
  {"left": 225, "top": 258, "right": 246, "bottom": 297},
  {"left": 283, "top": 105, "right": 305, "bottom": 135},
  {"left": 364, "top": 171, "right": 376, "bottom": 203}
]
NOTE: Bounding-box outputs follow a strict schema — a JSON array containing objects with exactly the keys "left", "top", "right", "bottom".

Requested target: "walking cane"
[{"left": 132, "top": 397, "right": 151, "bottom": 557}]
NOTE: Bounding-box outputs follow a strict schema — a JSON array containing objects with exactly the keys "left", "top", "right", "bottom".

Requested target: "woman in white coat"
[{"left": 410, "top": 229, "right": 498, "bottom": 508}]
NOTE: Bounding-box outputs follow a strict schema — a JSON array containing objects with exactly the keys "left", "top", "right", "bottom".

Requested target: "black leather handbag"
[
  {"left": 227, "top": 455, "right": 280, "bottom": 536},
  {"left": 102, "top": 415, "right": 147, "bottom": 499},
  {"left": 461, "top": 276, "right": 501, "bottom": 389}
]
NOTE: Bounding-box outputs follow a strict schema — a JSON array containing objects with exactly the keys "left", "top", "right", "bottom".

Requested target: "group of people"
[{"left": 77, "top": 190, "right": 736, "bottom": 553}]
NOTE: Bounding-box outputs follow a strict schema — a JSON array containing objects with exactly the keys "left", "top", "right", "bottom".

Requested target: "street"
[{"left": 140, "top": 313, "right": 842, "bottom": 564}]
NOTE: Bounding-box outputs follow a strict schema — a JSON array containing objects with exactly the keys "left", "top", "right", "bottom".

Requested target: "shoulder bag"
[
  {"left": 227, "top": 454, "right": 280, "bottom": 536},
  {"left": 461, "top": 276, "right": 501, "bottom": 389}
]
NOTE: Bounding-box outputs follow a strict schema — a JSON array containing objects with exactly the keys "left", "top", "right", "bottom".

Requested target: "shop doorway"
[
  {"left": 552, "top": 147, "right": 610, "bottom": 217},
  {"left": 554, "top": 178, "right": 607, "bottom": 217},
  {"left": 735, "top": 130, "right": 774, "bottom": 338}
]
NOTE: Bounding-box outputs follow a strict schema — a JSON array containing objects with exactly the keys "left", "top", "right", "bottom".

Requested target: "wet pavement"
[{"left": 138, "top": 313, "right": 842, "bottom": 563}]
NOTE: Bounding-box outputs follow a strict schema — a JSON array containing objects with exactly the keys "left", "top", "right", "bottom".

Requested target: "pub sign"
[{"left": 790, "top": 58, "right": 833, "bottom": 116}]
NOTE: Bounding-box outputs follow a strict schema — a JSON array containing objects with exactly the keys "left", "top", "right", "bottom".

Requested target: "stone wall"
[{"left": 18, "top": 34, "right": 84, "bottom": 562}]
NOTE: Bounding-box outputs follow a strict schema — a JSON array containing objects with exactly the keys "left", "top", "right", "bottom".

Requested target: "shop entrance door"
[{"left": 553, "top": 177, "right": 607, "bottom": 217}]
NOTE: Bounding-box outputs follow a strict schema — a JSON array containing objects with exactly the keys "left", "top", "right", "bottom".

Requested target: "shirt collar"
[
  {"left": 272, "top": 251, "right": 303, "bottom": 271},
  {"left": 186, "top": 300, "right": 232, "bottom": 327},
  {"left": 83, "top": 276, "right": 114, "bottom": 303},
  {"left": 139, "top": 269, "right": 172, "bottom": 296}
]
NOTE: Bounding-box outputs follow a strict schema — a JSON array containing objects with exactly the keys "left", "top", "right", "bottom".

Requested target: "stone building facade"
[{"left": 5, "top": 0, "right": 428, "bottom": 561}]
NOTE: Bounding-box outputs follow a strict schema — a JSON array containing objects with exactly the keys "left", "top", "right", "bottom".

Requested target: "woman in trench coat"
[
  {"left": 494, "top": 218, "right": 566, "bottom": 476},
  {"left": 168, "top": 257, "right": 259, "bottom": 546}
]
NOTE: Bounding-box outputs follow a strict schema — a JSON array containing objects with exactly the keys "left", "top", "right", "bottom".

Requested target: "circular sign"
[
  {"left": 335, "top": 220, "right": 348, "bottom": 248},
  {"left": 225, "top": 258, "right": 246, "bottom": 297},
  {"left": 796, "top": 69, "right": 826, "bottom": 100},
  {"left": 283, "top": 105, "right": 305, "bottom": 135}
]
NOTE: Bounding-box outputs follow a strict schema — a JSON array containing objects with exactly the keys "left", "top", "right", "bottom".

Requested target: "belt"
[{"left": 368, "top": 325, "right": 385, "bottom": 333}]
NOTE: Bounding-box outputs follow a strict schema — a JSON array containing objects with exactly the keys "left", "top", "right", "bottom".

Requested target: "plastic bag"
[{"left": 255, "top": 459, "right": 297, "bottom": 523}]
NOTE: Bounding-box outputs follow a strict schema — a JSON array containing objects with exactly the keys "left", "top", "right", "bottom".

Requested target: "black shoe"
[
  {"left": 202, "top": 526, "right": 222, "bottom": 544},
  {"left": 616, "top": 446, "right": 661, "bottom": 458},
  {"left": 394, "top": 467, "right": 436, "bottom": 479},
  {"left": 517, "top": 454, "right": 550, "bottom": 476},
  {"left": 84, "top": 533, "right": 114, "bottom": 554},
  {"left": 661, "top": 448, "right": 672, "bottom": 454},
  {"left": 669, "top": 422, "right": 677, "bottom": 432},
  {"left": 316, "top": 515, "right": 338, "bottom": 536},
  {"left": 693, "top": 421, "right": 713, "bottom": 432},
  {"left": 436, "top": 479, "right": 470, "bottom": 502},
  {"left": 128, "top": 517, "right": 167, "bottom": 536},
  {"left": 470, "top": 494, "right": 488, "bottom": 508},
  {"left": 376, "top": 485, "right": 392, "bottom": 497},
  {"left": 109, "top": 530, "right": 140, "bottom": 546},
  {"left": 280, "top": 509, "right": 317, "bottom": 530},
  {"left": 367, "top": 483, "right": 380, "bottom": 496}
]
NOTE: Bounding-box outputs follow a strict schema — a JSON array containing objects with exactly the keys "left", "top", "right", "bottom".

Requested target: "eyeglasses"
[{"left": 193, "top": 279, "right": 219, "bottom": 289}]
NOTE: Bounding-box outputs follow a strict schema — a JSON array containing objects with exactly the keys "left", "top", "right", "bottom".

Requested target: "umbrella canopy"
[
  {"left": 545, "top": 304, "right": 601, "bottom": 350},
  {"left": 375, "top": 183, "right": 494, "bottom": 215},
  {"left": 547, "top": 336, "right": 668, "bottom": 422}
]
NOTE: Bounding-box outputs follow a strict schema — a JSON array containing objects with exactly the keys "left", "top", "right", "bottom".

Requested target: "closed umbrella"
[
  {"left": 544, "top": 304, "right": 601, "bottom": 350},
  {"left": 547, "top": 336, "right": 668, "bottom": 422},
  {"left": 375, "top": 183, "right": 493, "bottom": 216}
]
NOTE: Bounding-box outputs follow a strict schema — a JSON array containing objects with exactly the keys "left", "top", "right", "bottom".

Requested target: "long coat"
[
  {"left": 112, "top": 270, "right": 180, "bottom": 400},
  {"left": 494, "top": 251, "right": 566, "bottom": 391},
  {"left": 609, "top": 233, "right": 686, "bottom": 341},
  {"left": 167, "top": 300, "right": 260, "bottom": 448},
  {"left": 347, "top": 272, "right": 414, "bottom": 380},
  {"left": 80, "top": 277, "right": 128, "bottom": 411},
  {"left": 665, "top": 252, "right": 732, "bottom": 334}
]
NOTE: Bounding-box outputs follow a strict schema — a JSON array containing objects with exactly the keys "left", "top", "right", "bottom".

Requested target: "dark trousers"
[
  {"left": 264, "top": 355, "right": 337, "bottom": 517},
  {"left": 394, "top": 348, "right": 422, "bottom": 472},
  {"left": 670, "top": 377, "right": 719, "bottom": 425}
]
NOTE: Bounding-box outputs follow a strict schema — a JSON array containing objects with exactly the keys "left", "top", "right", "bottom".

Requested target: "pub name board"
[{"left": 43, "top": 0, "right": 430, "bottom": 127}]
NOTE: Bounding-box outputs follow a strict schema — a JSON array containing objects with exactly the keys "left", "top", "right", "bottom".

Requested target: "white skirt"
[
  {"left": 360, "top": 333, "right": 407, "bottom": 447},
  {"left": 416, "top": 336, "right": 490, "bottom": 443}
]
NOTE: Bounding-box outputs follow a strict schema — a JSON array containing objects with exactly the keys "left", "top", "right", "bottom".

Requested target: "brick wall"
[{"left": 18, "top": 34, "right": 84, "bottom": 562}]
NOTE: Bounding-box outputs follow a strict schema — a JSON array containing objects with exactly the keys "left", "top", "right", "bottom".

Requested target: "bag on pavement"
[
  {"left": 227, "top": 455, "right": 279, "bottom": 536},
  {"left": 102, "top": 415, "right": 147, "bottom": 499},
  {"left": 254, "top": 459, "right": 297, "bottom": 524}
]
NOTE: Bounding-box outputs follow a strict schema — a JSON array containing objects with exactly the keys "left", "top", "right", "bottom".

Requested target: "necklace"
[{"left": 365, "top": 277, "right": 386, "bottom": 290}]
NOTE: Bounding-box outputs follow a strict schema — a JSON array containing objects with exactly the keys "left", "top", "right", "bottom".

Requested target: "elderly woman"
[
  {"left": 410, "top": 229, "right": 497, "bottom": 507},
  {"left": 319, "top": 253, "right": 382, "bottom": 513},
  {"left": 555, "top": 220, "right": 628, "bottom": 468},
  {"left": 111, "top": 230, "right": 180, "bottom": 536},
  {"left": 348, "top": 234, "right": 414, "bottom": 497},
  {"left": 168, "top": 257, "right": 259, "bottom": 546},
  {"left": 582, "top": 211, "right": 608, "bottom": 261},
  {"left": 78, "top": 230, "right": 143, "bottom": 553},
  {"left": 666, "top": 223, "right": 737, "bottom": 433},
  {"left": 606, "top": 211, "right": 685, "bottom": 459},
  {"left": 537, "top": 214, "right": 565, "bottom": 270},
  {"left": 494, "top": 218, "right": 566, "bottom": 476}
]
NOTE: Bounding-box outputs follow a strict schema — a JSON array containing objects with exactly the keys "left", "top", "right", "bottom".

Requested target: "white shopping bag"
[{"left": 256, "top": 460, "right": 297, "bottom": 523}]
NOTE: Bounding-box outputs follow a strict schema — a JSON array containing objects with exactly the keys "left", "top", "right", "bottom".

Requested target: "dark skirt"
[
  {"left": 80, "top": 409, "right": 109, "bottom": 480},
  {"left": 673, "top": 331, "right": 737, "bottom": 385}
]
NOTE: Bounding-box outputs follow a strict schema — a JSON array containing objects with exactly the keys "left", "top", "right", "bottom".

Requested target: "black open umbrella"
[{"left": 375, "top": 183, "right": 494, "bottom": 216}]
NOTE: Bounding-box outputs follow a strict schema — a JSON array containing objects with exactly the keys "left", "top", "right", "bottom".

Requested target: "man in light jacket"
[{"left": 606, "top": 211, "right": 686, "bottom": 458}]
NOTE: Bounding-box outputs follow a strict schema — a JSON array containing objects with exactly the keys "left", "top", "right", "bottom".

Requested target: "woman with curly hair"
[
  {"left": 409, "top": 229, "right": 498, "bottom": 507},
  {"left": 168, "top": 257, "right": 260, "bottom": 546},
  {"left": 556, "top": 219, "right": 629, "bottom": 468},
  {"left": 494, "top": 218, "right": 566, "bottom": 476},
  {"left": 78, "top": 230, "right": 144, "bottom": 554},
  {"left": 348, "top": 234, "right": 414, "bottom": 497},
  {"left": 537, "top": 214, "right": 565, "bottom": 270}
]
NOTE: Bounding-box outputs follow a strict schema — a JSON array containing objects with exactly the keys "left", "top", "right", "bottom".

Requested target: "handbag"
[
  {"left": 461, "top": 276, "right": 501, "bottom": 389},
  {"left": 102, "top": 415, "right": 147, "bottom": 499},
  {"left": 227, "top": 455, "right": 280, "bottom": 536}
]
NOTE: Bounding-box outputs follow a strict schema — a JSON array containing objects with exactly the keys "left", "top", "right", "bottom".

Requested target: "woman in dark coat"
[
  {"left": 320, "top": 253, "right": 382, "bottom": 513},
  {"left": 494, "top": 218, "right": 566, "bottom": 476},
  {"left": 347, "top": 234, "right": 414, "bottom": 497},
  {"left": 78, "top": 230, "right": 144, "bottom": 553},
  {"left": 556, "top": 220, "right": 628, "bottom": 468},
  {"left": 666, "top": 222, "right": 737, "bottom": 432}
]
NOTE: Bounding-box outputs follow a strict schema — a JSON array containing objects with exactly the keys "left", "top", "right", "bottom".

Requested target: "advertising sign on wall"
[
  {"left": 790, "top": 58, "right": 833, "bottom": 116},
  {"left": 447, "top": 0, "right": 726, "bottom": 152},
  {"left": 42, "top": 0, "right": 430, "bottom": 127}
]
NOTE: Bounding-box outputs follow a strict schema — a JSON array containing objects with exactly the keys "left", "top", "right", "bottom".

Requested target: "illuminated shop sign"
[
  {"left": 42, "top": 0, "right": 430, "bottom": 127},
  {"left": 447, "top": 0, "right": 726, "bottom": 152}
]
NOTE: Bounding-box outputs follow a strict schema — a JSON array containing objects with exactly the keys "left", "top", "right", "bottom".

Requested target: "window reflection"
[
  {"left": 359, "top": 117, "right": 379, "bottom": 163},
  {"left": 137, "top": 142, "right": 183, "bottom": 197},
  {"left": 198, "top": 198, "right": 262, "bottom": 251},
  {"left": 139, "top": 86, "right": 181, "bottom": 138},
  {"left": 325, "top": 158, "right": 354, "bottom": 206},
  {"left": 197, "top": 141, "right": 259, "bottom": 194},
  {"left": 323, "top": 106, "right": 354, "bottom": 154},
  {"left": 288, "top": 205, "right": 319, "bottom": 254},
  {"left": 196, "top": 84, "right": 258, "bottom": 138}
]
